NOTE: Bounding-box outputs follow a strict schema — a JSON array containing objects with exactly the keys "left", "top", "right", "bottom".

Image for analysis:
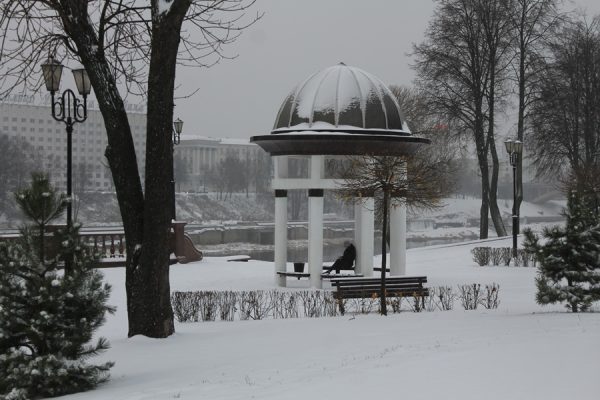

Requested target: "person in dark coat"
[{"left": 323, "top": 241, "right": 356, "bottom": 274}]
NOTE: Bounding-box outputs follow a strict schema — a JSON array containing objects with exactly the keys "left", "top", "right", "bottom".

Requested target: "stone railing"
[{"left": 0, "top": 221, "right": 203, "bottom": 268}]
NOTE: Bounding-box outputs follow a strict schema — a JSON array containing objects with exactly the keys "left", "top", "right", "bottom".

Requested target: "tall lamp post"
[
  {"left": 41, "top": 57, "right": 91, "bottom": 230},
  {"left": 172, "top": 118, "right": 183, "bottom": 220},
  {"left": 504, "top": 138, "right": 523, "bottom": 258}
]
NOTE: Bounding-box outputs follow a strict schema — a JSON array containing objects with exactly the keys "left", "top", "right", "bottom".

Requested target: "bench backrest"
[{"left": 330, "top": 276, "right": 427, "bottom": 288}]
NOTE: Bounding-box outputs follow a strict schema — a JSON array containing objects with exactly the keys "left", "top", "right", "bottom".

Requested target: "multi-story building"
[
  {"left": 176, "top": 135, "right": 263, "bottom": 173},
  {"left": 1, "top": 96, "right": 146, "bottom": 191},
  {"left": 175, "top": 135, "right": 270, "bottom": 192},
  {"left": 1, "top": 97, "right": 269, "bottom": 193}
]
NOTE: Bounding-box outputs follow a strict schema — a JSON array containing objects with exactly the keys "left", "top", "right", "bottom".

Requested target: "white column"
[
  {"left": 354, "top": 201, "right": 363, "bottom": 274},
  {"left": 308, "top": 189, "right": 324, "bottom": 288},
  {"left": 274, "top": 190, "right": 288, "bottom": 287},
  {"left": 358, "top": 197, "right": 374, "bottom": 277},
  {"left": 390, "top": 201, "right": 407, "bottom": 276},
  {"left": 310, "top": 155, "right": 323, "bottom": 181}
]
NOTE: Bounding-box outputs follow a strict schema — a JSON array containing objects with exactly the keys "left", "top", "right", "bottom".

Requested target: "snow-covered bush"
[
  {"left": 501, "top": 247, "right": 512, "bottom": 266},
  {"left": 436, "top": 286, "right": 455, "bottom": 310},
  {"left": 458, "top": 283, "right": 482, "bottom": 310},
  {"left": 514, "top": 249, "right": 536, "bottom": 267},
  {"left": 471, "top": 247, "right": 491, "bottom": 266},
  {"left": 0, "top": 174, "right": 114, "bottom": 399},
  {"left": 171, "top": 285, "right": 498, "bottom": 320},
  {"left": 490, "top": 247, "right": 504, "bottom": 266},
  {"left": 481, "top": 283, "right": 500, "bottom": 309},
  {"left": 472, "top": 247, "right": 535, "bottom": 267},
  {"left": 524, "top": 194, "right": 600, "bottom": 312}
]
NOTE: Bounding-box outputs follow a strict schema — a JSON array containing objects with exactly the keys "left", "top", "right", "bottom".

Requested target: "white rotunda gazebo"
[{"left": 251, "top": 63, "right": 429, "bottom": 288}]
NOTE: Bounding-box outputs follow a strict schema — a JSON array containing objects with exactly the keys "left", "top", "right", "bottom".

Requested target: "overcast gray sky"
[{"left": 174, "top": 0, "right": 600, "bottom": 140}]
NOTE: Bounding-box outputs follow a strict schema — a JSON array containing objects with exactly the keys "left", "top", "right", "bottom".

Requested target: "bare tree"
[
  {"left": 221, "top": 155, "right": 246, "bottom": 198},
  {"left": 0, "top": 134, "right": 38, "bottom": 214},
  {"left": 174, "top": 153, "right": 191, "bottom": 191},
  {"left": 250, "top": 150, "right": 271, "bottom": 194},
  {"left": 288, "top": 190, "right": 305, "bottom": 221},
  {"left": 529, "top": 15, "right": 600, "bottom": 201},
  {"left": 0, "top": 0, "right": 260, "bottom": 338},
  {"left": 337, "top": 150, "right": 453, "bottom": 315},
  {"left": 480, "top": 0, "right": 514, "bottom": 237},
  {"left": 206, "top": 166, "right": 226, "bottom": 199},
  {"left": 412, "top": 0, "right": 511, "bottom": 239},
  {"left": 509, "top": 0, "right": 560, "bottom": 228},
  {"left": 388, "top": 85, "right": 461, "bottom": 235},
  {"left": 73, "top": 161, "right": 93, "bottom": 195}
]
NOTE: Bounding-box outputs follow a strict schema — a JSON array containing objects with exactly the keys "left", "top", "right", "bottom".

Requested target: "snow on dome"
[
  {"left": 251, "top": 63, "right": 428, "bottom": 156},
  {"left": 273, "top": 63, "right": 411, "bottom": 135}
]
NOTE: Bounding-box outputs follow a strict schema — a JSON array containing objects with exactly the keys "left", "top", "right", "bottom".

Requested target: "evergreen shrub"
[
  {"left": 524, "top": 194, "right": 600, "bottom": 312},
  {"left": 0, "top": 173, "right": 114, "bottom": 399}
]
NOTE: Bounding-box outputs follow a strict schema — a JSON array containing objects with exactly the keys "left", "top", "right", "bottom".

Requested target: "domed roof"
[
  {"left": 251, "top": 64, "right": 428, "bottom": 156},
  {"left": 272, "top": 63, "right": 411, "bottom": 135}
]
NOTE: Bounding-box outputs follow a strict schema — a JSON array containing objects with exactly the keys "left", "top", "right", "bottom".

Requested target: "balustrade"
[{"left": 0, "top": 222, "right": 202, "bottom": 267}]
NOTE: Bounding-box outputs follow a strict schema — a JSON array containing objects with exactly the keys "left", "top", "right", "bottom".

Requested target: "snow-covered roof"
[
  {"left": 272, "top": 63, "right": 411, "bottom": 135},
  {"left": 251, "top": 63, "right": 428, "bottom": 156}
]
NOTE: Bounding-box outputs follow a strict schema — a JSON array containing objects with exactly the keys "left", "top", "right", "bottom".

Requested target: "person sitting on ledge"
[{"left": 323, "top": 241, "right": 356, "bottom": 274}]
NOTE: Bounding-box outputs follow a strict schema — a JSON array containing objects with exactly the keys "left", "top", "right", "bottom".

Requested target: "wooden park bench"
[{"left": 330, "top": 276, "right": 429, "bottom": 312}]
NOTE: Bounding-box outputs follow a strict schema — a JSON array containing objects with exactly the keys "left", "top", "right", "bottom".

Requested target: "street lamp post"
[
  {"left": 172, "top": 118, "right": 183, "bottom": 221},
  {"left": 41, "top": 56, "right": 91, "bottom": 273},
  {"left": 504, "top": 138, "right": 523, "bottom": 258}
]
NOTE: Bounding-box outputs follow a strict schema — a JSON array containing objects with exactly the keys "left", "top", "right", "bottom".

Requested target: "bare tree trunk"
[
  {"left": 489, "top": 140, "right": 506, "bottom": 236},
  {"left": 126, "top": 8, "right": 188, "bottom": 337},
  {"left": 516, "top": 42, "right": 526, "bottom": 231},
  {"left": 487, "top": 80, "right": 507, "bottom": 236},
  {"left": 380, "top": 188, "right": 388, "bottom": 316},
  {"left": 58, "top": 2, "right": 149, "bottom": 335},
  {"left": 479, "top": 166, "right": 490, "bottom": 239},
  {"left": 474, "top": 109, "right": 490, "bottom": 239},
  {"left": 481, "top": 0, "right": 508, "bottom": 238}
]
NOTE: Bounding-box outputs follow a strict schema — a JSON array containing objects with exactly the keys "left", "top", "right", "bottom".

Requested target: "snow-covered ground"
[{"left": 61, "top": 236, "right": 600, "bottom": 400}]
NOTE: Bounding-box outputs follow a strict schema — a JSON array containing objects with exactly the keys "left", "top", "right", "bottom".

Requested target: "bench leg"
[{"left": 336, "top": 297, "right": 345, "bottom": 315}]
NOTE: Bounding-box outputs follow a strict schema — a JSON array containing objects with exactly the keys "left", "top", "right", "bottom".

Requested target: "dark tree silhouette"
[
  {"left": 413, "top": 0, "right": 512, "bottom": 239},
  {"left": 508, "top": 0, "right": 560, "bottom": 228},
  {"left": 337, "top": 150, "right": 454, "bottom": 315},
  {"left": 529, "top": 15, "right": 600, "bottom": 201},
  {"left": 0, "top": 0, "right": 260, "bottom": 338}
]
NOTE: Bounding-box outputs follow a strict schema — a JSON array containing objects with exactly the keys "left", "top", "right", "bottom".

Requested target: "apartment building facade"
[{"left": 1, "top": 96, "right": 146, "bottom": 191}]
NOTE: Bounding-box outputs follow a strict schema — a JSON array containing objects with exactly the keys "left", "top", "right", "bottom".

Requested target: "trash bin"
[{"left": 293, "top": 262, "right": 305, "bottom": 273}]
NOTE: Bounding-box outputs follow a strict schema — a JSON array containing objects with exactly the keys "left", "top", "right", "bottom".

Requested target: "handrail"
[{"left": 0, "top": 222, "right": 202, "bottom": 267}]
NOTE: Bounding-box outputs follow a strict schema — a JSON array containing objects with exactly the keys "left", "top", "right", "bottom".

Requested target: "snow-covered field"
[{"left": 61, "top": 236, "right": 600, "bottom": 400}]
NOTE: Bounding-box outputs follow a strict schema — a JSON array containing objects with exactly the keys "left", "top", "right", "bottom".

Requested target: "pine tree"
[
  {"left": 523, "top": 193, "right": 600, "bottom": 312},
  {"left": 0, "top": 173, "right": 115, "bottom": 399}
]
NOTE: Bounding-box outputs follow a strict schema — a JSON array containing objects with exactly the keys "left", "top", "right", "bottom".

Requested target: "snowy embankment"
[{"left": 61, "top": 237, "right": 600, "bottom": 400}]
